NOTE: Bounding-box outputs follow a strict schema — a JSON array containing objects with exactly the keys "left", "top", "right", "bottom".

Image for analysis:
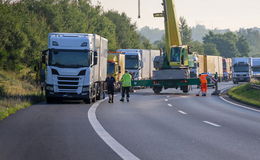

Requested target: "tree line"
[
  {"left": 147, "top": 17, "right": 253, "bottom": 58},
  {"left": 0, "top": 0, "right": 151, "bottom": 72}
]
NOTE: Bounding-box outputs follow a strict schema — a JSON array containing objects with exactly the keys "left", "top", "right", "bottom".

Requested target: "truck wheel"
[
  {"left": 182, "top": 86, "right": 189, "bottom": 93},
  {"left": 96, "top": 85, "right": 103, "bottom": 100},
  {"left": 92, "top": 96, "right": 97, "bottom": 103},
  {"left": 153, "top": 86, "right": 162, "bottom": 94},
  {"left": 46, "top": 97, "right": 55, "bottom": 104},
  {"left": 84, "top": 98, "right": 91, "bottom": 104}
]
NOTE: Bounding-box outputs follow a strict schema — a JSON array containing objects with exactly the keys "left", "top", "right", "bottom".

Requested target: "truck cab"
[
  {"left": 232, "top": 57, "right": 252, "bottom": 84},
  {"left": 251, "top": 58, "right": 260, "bottom": 79},
  {"left": 42, "top": 33, "right": 107, "bottom": 103},
  {"left": 117, "top": 49, "right": 143, "bottom": 80},
  {"left": 107, "top": 52, "right": 125, "bottom": 89}
]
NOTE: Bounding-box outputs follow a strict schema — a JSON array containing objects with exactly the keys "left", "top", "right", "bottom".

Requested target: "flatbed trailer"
[{"left": 132, "top": 78, "right": 201, "bottom": 94}]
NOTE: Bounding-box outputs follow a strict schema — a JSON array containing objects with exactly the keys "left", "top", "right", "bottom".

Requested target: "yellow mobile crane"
[
  {"left": 133, "top": 0, "right": 200, "bottom": 94},
  {"left": 156, "top": 0, "right": 189, "bottom": 68}
]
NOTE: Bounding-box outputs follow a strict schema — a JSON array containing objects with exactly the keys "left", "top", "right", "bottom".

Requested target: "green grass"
[
  {"left": 0, "top": 70, "right": 44, "bottom": 120},
  {"left": 228, "top": 83, "right": 260, "bottom": 107}
]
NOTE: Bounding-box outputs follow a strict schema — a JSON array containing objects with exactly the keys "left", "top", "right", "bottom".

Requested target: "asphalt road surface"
[{"left": 0, "top": 82, "right": 260, "bottom": 160}]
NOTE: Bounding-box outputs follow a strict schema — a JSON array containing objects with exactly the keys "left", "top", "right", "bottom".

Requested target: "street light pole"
[{"left": 138, "top": 0, "right": 141, "bottom": 18}]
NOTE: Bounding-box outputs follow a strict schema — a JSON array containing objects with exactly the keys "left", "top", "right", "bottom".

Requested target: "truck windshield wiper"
[
  {"left": 52, "top": 63, "right": 67, "bottom": 68},
  {"left": 67, "top": 65, "right": 88, "bottom": 68}
]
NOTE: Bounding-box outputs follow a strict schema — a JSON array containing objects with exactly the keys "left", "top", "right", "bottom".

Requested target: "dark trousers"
[{"left": 121, "top": 87, "right": 130, "bottom": 99}]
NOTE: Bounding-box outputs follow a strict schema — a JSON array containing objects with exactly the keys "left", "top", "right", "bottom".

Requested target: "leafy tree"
[
  {"left": 0, "top": 0, "right": 151, "bottom": 73},
  {"left": 203, "top": 43, "right": 219, "bottom": 56},
  {"left": 188, "top": 41, "right": 204, "bottom": 54},
  {"left": 179, "top": 17, "right": 192, "bottom": 45},
  {"left": 203, "top": 31, "right": 244, "bottom": 58},
  {"left": 236, "top": 36, "right": 250, "bottom": 57}
]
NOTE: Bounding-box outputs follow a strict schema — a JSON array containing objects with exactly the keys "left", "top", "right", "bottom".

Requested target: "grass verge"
[
  {"left": 0, "top": 70, "right": 44, "bottom": 120},
  {"left": 228, "top": 83, "right": 260, "bottom": 107}
]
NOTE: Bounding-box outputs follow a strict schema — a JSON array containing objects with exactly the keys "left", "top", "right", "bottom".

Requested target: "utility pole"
[{"left": 138, "top": 0, "right": 141, "bottom": 18}]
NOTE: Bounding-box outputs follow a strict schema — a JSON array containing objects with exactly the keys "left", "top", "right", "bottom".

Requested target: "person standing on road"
[
  {"left": 120, "top": 70, "right": 132, "bottom": 102},
  {"left": 105, "top": 75, "right": 116, "bottom": 103},
  {"left": 197, "top": 74, "right": 208, "bottom": 96}
]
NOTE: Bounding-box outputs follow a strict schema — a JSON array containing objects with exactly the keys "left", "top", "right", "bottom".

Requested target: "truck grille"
[
  {"left": 58, "top": 77, "right": 79, "bottom": 81},
  {"left": 58, "top": 81, "right": 79, "bottom": 85},
  {"left": 58, "top": 86, "right": 78, "bottom": 89},
  {"left": 57, "top": 76, "right": 80, "bottom": 93}
]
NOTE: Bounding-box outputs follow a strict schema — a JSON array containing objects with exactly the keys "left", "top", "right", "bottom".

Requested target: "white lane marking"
[
  {"left": 203, "top": 121, "right": 221, "bottom": 127},
  {"left": 166, "top": 96, "right": 170, "bottom": 98},
  {"left": 178, "top": 110, "right": 187, "bottom": 115},
  {"left": 168, "top": 104, "right": 173, "bottom": 107},
  {"left": 165, "top": 99, "right": 168, "bottom": 102},
  {"left": 219, "top": 96, "right": 260, "bottom": 113},
  {"left": 88, "top": 98, "right": 140, "bottom": 160}
]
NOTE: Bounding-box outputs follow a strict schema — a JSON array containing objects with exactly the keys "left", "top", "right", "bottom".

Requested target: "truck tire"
[
  {"left": 181, "top": 86, "right": 189, "bottom": 93},
  {"left": 46, "top": 97, "right": 55, "bottom": 104},
  {"left": 96, "top": 83, "right": 104, "bottom": 100},
  {"left": 153, "top": 86, "right": 162, "bottom": 94},
  {"left": 84, "top": 98, "right": 91, "bottom": 104}
]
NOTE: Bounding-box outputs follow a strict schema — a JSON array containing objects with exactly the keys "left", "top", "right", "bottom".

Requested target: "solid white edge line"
[
  {"left": 219, "top": 96, "right": 260, "bottom": 113},
  {"left": 219, "top": 88, "right": 260, "bottom": 113},
  {"left": 203, "top": 121, "right": 221, "bottom": 127},
  {"left": 178, "top": 110, "right": 187, "bottom": 115},
  {"left": 88, "top": 98, "right": 140, "bottom": 160}
]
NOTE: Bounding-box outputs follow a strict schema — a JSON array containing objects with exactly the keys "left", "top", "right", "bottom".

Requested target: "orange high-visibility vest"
[{"left": 200, "top": 74, "right": 208, "bottom": 84}]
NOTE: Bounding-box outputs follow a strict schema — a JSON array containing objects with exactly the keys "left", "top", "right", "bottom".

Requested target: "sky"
[{"left": 92, "top": 0, "right": 260, "bottom": 31}]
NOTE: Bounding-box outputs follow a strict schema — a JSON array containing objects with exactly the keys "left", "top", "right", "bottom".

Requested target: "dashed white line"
[
  {"left": 178, "top": 110, "right": 187, "bottom": 115},
  {"left": 165, "top": 99, "right": 169, "bottom": 102},
  {"left": 168, "top": 104, "right": 173, "bottom": 107},
  {"left": 88, "top": 98, "right": 140, "bottom": 160},
  {"left": 203, "top": 121, "right": 221, "bottom": 127}
]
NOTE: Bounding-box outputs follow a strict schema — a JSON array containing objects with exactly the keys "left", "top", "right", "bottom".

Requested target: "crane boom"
[{"left": 164, "top": 0, "right": 182, "bottom": 47}]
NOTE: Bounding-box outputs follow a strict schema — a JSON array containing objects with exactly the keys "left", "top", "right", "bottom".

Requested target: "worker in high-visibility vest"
[
  {"left": 196, "top": 74, "right": 208, "bottom": 96},
  {"left": 120, "top": 70, "right": 132, "bottom": 102}
]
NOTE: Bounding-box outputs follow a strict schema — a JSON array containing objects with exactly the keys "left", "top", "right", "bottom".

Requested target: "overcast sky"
[{"left": 92, "top": 0, "right": 260, "bottom": 31}]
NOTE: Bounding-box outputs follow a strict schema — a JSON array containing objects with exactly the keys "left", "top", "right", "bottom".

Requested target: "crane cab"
[{"left": 169, "top": 45, "right": 190, "bottom": 68}]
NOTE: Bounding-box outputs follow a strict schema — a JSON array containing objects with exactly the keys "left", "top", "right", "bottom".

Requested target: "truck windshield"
[
  {"left": 107, "top": 62, "right": 115, "bottom": 74},
  {"left": 125, "top": 55, "right": 139, "bottom": 69},
  {"left": 49, "top": 50, "right": 89, "bottom": 68},
  {"left": 171, "top": 47, "right": 181, "bottom": 62},
  {"left": 252, "top": 67, "right": 260, "bottom": 72},
  {"left": 233, "top": 66, "right": 249, "bottom": 72}
]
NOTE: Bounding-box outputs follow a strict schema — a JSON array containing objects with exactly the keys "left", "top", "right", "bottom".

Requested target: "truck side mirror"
[
  {"left": 118, "top": 66, "right": 121, "bottom": 73},
  {"left": 42, "top": 55, "right": 46, "bottom": 64},
  {"left": 41, "top": 50, "right": 48, "bottom": 64},
  {"left": 93, "top": 51, "right": 98, "bottom": 65},
  {"left": 40, "top": 69, "right": 45, "bottom": 83},
  {"left": 140, "top": 61, "right": 143, "bottom": 68}
]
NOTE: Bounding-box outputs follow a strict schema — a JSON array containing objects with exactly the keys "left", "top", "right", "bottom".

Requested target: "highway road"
[{"left": 0, "top": 82, "right": 260, "bottom": 160}]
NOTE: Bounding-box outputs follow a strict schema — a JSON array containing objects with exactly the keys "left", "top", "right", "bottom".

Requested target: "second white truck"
[{"left": 116, "top": 49, "right": 160, "bottom": 80}]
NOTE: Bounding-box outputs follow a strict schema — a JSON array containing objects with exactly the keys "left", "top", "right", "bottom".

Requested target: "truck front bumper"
[
  {"left": 46, "top": 91, "right": 89, "bottom": 100},
  {"left": 233, "top": 77, "right": 251, "bottom": 82}
]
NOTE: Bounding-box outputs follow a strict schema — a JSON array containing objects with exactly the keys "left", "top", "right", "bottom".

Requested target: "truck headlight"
[
  {"left": 46, "top": 85, "right": 54, "bottom": 91},
  {"left": 82, "top": 86, "right": 89, "bottom": 92}
]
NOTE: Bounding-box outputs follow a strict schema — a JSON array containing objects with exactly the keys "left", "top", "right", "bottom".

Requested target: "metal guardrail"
[{"left": 250, "top": 84, "right": 260, "bottom": 90}]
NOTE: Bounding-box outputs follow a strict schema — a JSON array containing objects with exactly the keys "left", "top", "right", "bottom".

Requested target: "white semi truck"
[
  {"left": 116, "top": 49, "right": 160, "bottom": 80},
  {"left": 42, "top": 33, "right": 107, "bottom": 103},
  {"left": 251, "top": 58, "right": 260, "bottom": 79},
  {"left": 232, "top": 57, "right": 252, "bottom": 84}
]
